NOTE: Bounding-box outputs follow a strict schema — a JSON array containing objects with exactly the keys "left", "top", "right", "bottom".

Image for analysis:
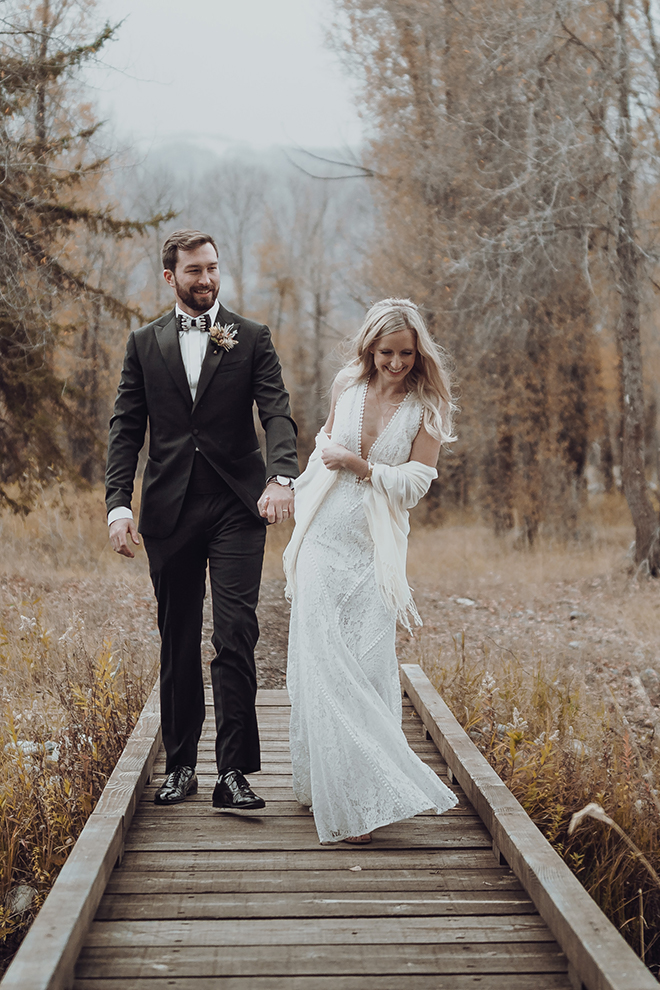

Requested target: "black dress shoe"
[
  {"left": 212, "top": 768, "right": 265, "bottom": 813},
  {"left": 154, "top": 765, "right": 198, "bottom": 805}
]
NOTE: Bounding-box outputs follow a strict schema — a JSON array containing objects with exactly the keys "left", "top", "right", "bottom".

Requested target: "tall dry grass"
[
  {"left": 3, "top": 484, "right": 659, "bottom": 974},
  {"left": 407, "top": 494, "right": 635, "bottom": 588},
  {"left": 422, "top": 637, "right": 660, "bottom": 971},
  {"left": 0, "top": 485, "right": 158, "bottom": 974},
  {"left": 404, "top": 496, "right": 660, "bottom": 975}
]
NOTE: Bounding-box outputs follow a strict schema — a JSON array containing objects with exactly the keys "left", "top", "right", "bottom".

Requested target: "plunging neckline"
[{"left": 358, "top": 377, "right": 411, "bottom": 461}]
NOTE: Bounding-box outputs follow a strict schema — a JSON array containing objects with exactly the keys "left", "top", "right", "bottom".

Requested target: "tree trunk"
[
  {"left": 35, "top": 1, "right": 50, "bottom": 147},
  {"left": 312, "top": 289, "right": 325, "bottom": 428},
  {"left": 614, "top": 0, "right": 660, "bottom": 571}
]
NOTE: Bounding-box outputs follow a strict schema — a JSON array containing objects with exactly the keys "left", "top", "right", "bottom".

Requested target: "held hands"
[
  {"left": 109, "top": 518, "right": 140, "bottom": 558},
  {"left": 258, "top": 482, "right": 295, "bottom": 524}
]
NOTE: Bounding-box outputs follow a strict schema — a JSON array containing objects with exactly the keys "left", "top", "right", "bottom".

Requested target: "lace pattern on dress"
[{"left": 286, "top": 381, "right": 457, "bottom": 843}]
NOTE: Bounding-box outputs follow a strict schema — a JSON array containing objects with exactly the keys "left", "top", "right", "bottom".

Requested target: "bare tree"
[
  {"left": 330, "top": 0, "right": 660, "bottom": 554},
  {"left": 192, "top": 158, "right": 267, "bottom": 313},
  {"left": 256, "top": 170, "right": 368, "bottom": 455}
]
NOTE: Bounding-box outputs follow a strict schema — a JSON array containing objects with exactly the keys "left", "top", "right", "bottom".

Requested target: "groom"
[{"left": 105, "top": 229, "right": 298, "bottom": 811}]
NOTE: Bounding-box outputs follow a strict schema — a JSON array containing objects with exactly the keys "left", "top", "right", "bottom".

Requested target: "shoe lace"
[
  {"left": 224, "top": 769, "right": 249, "bottom": 794},
  {"left": 167, "top": 766, "right": 191, "bottom": 788}
]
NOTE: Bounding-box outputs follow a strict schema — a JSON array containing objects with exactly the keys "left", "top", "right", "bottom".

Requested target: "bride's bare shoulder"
[
  {"left": 333, "top": 366, "right": 355, "bottom": 395},
  {"left": 323, "top": 368, "right": 357, "bottom": 433}
]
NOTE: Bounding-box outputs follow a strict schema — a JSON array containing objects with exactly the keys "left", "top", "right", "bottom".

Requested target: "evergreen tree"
[{"left": 0, "top": 0, "right": 168, "bottom": 510}]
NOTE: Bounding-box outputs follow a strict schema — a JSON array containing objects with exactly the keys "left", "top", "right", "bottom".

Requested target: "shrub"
[
  {"left": 0, "top": 596, "right": 154, "bottom": 973},
  {"left": 423, "top": 636, "right": 660, "bottom": 975}
]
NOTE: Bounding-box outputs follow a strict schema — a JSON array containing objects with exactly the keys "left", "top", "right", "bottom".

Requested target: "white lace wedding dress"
[{"left": 286, "top": 380, "right": 458, "bottom": 843}]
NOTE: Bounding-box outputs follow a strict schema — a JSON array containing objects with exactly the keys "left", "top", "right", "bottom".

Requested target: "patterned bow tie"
[{"left": 177, "top": 313, "right": 212, "bottom": 332}]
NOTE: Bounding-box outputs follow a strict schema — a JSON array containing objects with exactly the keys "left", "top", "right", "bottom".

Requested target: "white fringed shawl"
[{"left": 283, "top": 430, "right": 437, "bottom": 631}]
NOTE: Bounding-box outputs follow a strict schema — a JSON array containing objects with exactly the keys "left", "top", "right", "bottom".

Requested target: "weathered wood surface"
[
  {"left": 70, "top": 687, "right": 575, "bottom": 989},
  {"left": 73, "top": 977, "right": 571, "bottom": 990},
  {"left": 75, "top": 941, "right": 570, "bottom": 978},
  {"left": 7, "top": 668, "right": 649, "bottom": 990},
  {"left": 400, "top": 663, "right": 659, "bottom": 990}
]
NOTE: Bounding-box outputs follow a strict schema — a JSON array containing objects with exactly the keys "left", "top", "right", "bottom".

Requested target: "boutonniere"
[{"left": 209, "top": 323, "right": 238, "bottom": 353}]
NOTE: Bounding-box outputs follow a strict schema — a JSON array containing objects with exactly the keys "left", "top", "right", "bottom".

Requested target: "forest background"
[
  {"left": 4, "top": 0, "right": 660, "bottom": 553},
  {"left": 4, "top": 0, "right": 660, "bottom": 978}
]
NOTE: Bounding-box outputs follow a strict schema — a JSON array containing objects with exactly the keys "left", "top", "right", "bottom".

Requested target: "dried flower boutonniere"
[{"left": 209, "top": 323, "right": 238, "bottom": 353}]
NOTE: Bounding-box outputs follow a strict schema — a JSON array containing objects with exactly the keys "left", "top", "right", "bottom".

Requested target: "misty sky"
[{"left": 87, "top": 0, "right": 364, "bottom": 152}]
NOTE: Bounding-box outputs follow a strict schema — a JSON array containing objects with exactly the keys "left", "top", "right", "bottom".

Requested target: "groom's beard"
[{"left": 174, "top": 277, "right": 219, "bottom": 314}]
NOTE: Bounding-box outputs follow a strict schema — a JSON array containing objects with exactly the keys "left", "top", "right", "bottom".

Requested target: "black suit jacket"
[{"left": 105, "top": 304, "right": 299, "bottom": 539}]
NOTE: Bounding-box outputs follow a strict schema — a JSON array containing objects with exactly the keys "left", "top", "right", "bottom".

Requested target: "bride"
[{"left": 283, "top": 298, "right": 458, "bottom": 844}]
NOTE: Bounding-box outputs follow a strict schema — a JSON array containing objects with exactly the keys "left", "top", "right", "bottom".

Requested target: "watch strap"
[{"left": 266, "top": 475, "right": 294, "bottom": 488}]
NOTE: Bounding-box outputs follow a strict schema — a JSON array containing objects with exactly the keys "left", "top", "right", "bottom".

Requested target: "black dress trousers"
[{"left": 143, "top": 453, "right": 266, "bottom": 775}]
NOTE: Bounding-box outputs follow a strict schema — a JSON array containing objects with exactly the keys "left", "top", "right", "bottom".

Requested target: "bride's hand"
[{"left": 321, "top": 442, "right": 353, "bottom": 471}]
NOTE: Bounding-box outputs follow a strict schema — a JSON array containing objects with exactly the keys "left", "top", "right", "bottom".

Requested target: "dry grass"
[
  {"left": 408, "top": 498, "right": 634, "bottom": 589},
  {"left": 0, "top": 481, "right": 152, "bottom": 580},
  {"left": 262, "top": 516, "right": 294, "bottom": 580},
  {"left": 404, "top": 496, "right": 660, "bottom": 975},
  {"left": 421, "top": 635, "right": 660, "bottom": 973},
  {"left": 0, "top": 485, "right": 158, "bottom": 974},
  {"left": 3, "top": 484, "right": 659, "bottom": 976}
]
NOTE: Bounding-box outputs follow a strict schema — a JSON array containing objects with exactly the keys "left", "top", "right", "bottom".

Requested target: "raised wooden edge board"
[
  {"left": 400, "top": 663, "right": 659, "bottom": 990},
  {"left": 0, "top": 678, "right": 162, "bottom": 990}
]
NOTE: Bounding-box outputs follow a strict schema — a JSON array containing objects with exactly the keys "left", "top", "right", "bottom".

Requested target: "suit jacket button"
[{"left": 192, "top": 429, "right": 199, "bottom": 435}]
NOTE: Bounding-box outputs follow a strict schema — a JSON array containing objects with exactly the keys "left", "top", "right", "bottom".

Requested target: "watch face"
[{"left": 276, "top": 476, "right": 292, "bottom": 487}]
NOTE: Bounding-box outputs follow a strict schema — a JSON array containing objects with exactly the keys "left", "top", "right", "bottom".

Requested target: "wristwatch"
[{"left": 266, "top": 475, "right": 294, "bottom": 489}]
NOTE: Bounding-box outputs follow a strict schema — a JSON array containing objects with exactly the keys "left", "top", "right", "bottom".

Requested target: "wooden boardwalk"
[
  {"left": 2, "top": 664, "right": 657, "bottom": 990},
  {"left": 73, "top": 687, "right": 569, "bottom": 990}
]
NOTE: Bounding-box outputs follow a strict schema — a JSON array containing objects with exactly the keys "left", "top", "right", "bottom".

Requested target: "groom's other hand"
[
  {"left": 258, "top": 483, "right": 294, "bottom": 525},
  {"left": 109, "top": 518, "right": 141, "bottom": 558}
]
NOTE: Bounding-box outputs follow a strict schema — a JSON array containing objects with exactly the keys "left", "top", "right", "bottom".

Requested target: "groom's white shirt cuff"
[{"left": 108, "top": 506, "right": 134, "bottom": 526}]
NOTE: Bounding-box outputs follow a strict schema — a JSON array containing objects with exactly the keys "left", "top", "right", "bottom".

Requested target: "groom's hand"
[
  {"left": 109, "top": 518, "right": 141, "bottom": 558},
  {"left": 258, "top": 483, "right": 294, "bottom": 524}
]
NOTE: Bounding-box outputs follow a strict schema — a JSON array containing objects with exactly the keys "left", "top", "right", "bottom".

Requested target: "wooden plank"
[
  {"left": 191, "top": 744, "right": 447, "bottom": 759},
  {"left": 127, "top": 811, "right": 477, "bottom": 830},
  {"left": 135, "top": 791, "right": 308, "bottom": 805},
  {"left": 0, "top": 678, "right": 161, "bottom": 990},
  {"left": 153, "top": 759, "right": 451, "bottom": 777},
  {"left": 133, "top": 797, "right": 474, "bottom": 819},
  {"left": 176, "top": 761, "right": 297, "bottom": 774},
  {"left": 84, "top": 914, "right": 557, "bottom": 948},
  {"left": 400, "top": 664, "right": 658, "bottom": 990},
  {"left": 74, "top": 976, "right": 572, "bottom": 990},
  {"left": 94, "top": 888, "right": 536, "bottom": 920},
  {"left": 117, "top": 847, "right": 507, "bottom": 872},
  {"left": 105, "top": 867, "right": 524, "bottom": 895},
  {"left": 162, "top": 753, "right": 446, "bottom": 769},
  {"left": 254, "top": 690, "right": 290, "bottom": 706},
  {"left": 123, "top": 818, "right": 492, "bottom": 852},
  {"left": 75, "top": 941, "right": 569, "bottom": 978},
  {"left": 133, "top": 801, "right": 314, "bottom": 818},
  {"left": 146, "top": 769, "right": 456, "bottom": 789}
]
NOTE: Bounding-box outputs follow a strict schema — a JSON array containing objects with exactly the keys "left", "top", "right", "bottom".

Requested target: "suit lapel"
[
  {"left": 154, "top": 310, "right": 192, "bottom": 406},
  {"left": 192, "top": 303, "right": 235, "bottom": 410}
]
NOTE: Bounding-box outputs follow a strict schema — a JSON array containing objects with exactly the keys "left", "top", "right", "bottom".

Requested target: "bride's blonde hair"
[{"left": 341, "top": 298, "right": 456, "bottom": 444}]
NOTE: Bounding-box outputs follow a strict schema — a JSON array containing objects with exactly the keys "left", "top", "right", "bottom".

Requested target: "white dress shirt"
[
  {"left": 108, "top": 301, "right": 220, "bottom": 526},
  {"left": 177, "top": 300, "right": 220, "bottom": 401}
]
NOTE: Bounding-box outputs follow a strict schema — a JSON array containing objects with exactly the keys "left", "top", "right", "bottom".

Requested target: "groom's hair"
[{"left": 162, "top": 229, "right": 218, "bottom": 272}]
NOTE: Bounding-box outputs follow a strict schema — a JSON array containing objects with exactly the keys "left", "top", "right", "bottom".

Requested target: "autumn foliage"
[{"left": 330, "top": 0, "right": 660, "bottom": 559}]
